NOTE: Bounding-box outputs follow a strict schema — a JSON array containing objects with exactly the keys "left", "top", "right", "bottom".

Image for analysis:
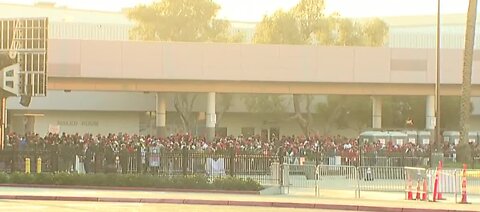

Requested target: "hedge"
[{"left": 0, "top": 172, "right": 264, "bottom": 191}]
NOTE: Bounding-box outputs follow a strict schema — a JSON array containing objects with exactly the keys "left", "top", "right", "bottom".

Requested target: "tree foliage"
[
  {"left": 382, "top": 96, "right": 425, "bottom": 129},
  {"left": 173, "top": 93, "right": 199, "bottom": 133},
  {"left": 244, "top": 94, "right": 287, "bottom": 113},
  {"left": 127, "top": 0, "right": 242, "bottom": 134},
  {"left": 253, "top": 11, "right": 304, "bottom": 45},
  {"left": 127, "top": 0, "right": 242, "bottom": 42},
  {"left": 216, "top": 93, "right": 233, "bottom": 127},
  {"left": 254, "top": 0, "right": 389, "bottom": 46},
  {"left": 377, "top": 96, "right": 472, "bottom": 131},
  {"left": 316, "top": 96, "right": 371, "bottom": 134},
  {"left": 441, "top": 96, "right": 474, "bottom": 130},
  {"left": 292, "top": 94, "right": 314, "bottom": 136},
  {"left": 251, "top": 0, "right": 389, "bottom": 136}
]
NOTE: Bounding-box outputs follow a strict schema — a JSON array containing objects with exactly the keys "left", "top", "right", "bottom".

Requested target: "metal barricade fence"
[
  {"left": 282, "top": 164, "right": 358, "bottom": 198},
  {"left": 284, "top": 164, "right": 318, "bottom": 188},
  {"left": 281, "top": 156, "right": 428, "bottom": 168},
  {"left": 317, "top": 165, "right": 358, "bottom": 198},
  {"left": 0, "top": 150, "right": 55, "bottom": 173},
  {"left": 127, "top": 155, "right": 137, "bottom": 173},
  {"left": 358, "top": 166, "right": 406, "bottom": 192},
  {"left": 361, "top": 157, "right": 426, "bottom": 167},
  {"left": 473, "top": 157, "right": 480, "bottom": 169},
  {"left": 463, "top": 169, "right": 480, "bottom": 196},
  {"left": 142, "top": 152, "right": 280, "bottom": 185},
  {"left": 404, "top": 167, "right": 427, "bottom": 199},
  {"left": 426, "top": 169, "right": 458, "bottom": 195},
  {"left": 282, "top": 164, "right": 319, "bottom": 196},
  {"left": 234, "top": 155, "right": 278, "bottom": 185},
  {"left": 161, "top": 153, "right": 183, "bottom": 175}
]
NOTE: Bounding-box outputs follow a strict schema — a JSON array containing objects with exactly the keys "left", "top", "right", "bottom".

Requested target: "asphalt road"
[{"left": 0, "top": 200, "right": 358, "bottom": 212}]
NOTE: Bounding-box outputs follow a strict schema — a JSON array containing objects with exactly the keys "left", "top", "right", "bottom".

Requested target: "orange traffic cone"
[
  {"left": 422, "top": 178, "right": 428, "bottom": 201},
  {"left": 437, "top": 161, "right": 446, "bottom": 200},
  {"left": 432, "top": 162, "right": 440, "bottom": 202},
  {"left": 438, "top": 192, "right": 445, "bottom": 200},
  {"left": 415, "top": 179, "right": 421, "bottom": 200},
  {"left": 407, "top": 175, "right": 413, "bottom": 200},
  {"left": 459, "top": 164, "right": 470, "bottom": 204}
]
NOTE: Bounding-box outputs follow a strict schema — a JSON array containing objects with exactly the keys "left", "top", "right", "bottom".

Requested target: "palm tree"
[{"left": 459, "top": 0, "right": 478, "bottom": 163}]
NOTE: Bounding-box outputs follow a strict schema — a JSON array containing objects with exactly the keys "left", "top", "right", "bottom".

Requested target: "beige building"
[{"left": 2, "top": 2, "right": 480, "bottom": 138}]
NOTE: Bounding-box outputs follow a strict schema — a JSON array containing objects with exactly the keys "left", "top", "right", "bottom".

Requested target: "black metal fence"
[{"left": 0, "top": 149, "right": 280, "bottom": 185}]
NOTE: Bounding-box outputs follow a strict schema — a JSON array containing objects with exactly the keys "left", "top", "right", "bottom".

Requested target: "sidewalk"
[{"left": 0, "top": 186, "right": 477, "bottom": 212}]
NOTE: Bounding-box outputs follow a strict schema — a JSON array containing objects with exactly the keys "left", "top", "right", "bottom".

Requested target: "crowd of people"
[{"left": 1, "top": 131, "right": 479, "bottom": 173}]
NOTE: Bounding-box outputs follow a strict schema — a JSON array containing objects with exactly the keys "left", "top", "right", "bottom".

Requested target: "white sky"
[{"left": 0, "top": 0, "right": 473, "bottom": 22}]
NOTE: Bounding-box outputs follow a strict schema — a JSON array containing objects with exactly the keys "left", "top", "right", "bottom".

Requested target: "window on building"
[
  {"left": 261, "top": 129, "right": 268, "bottom": 141},
  {"left": 270, "top": 128, "right": 280, "bottom": 140},
  {"left": 6, "top": 70, "right": 14, "bottom": 77},
  {"left": 5, "top": 81, "right": 14, "bottom": 89},
  {"left": 241, "top": 127, "right": 255, "bottom": 137}
]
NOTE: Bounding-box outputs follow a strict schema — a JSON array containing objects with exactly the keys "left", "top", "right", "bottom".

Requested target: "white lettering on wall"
[{"left": 57, "top": 120, "right": 99, "bottom": 127}]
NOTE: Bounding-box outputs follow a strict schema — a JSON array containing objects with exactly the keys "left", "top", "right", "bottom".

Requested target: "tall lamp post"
[{"left": 433, "top": 0, "right": 441, "bottom": 167}]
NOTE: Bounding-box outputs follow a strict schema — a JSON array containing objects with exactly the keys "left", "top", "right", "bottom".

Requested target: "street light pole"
[{"left": 433, "top": 0, "right": 441, "bottom": 166}]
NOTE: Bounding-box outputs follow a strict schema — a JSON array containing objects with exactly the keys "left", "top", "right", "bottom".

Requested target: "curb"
[
  {"left": 0, "top": 184, "right": 259, "bottom": 195},
  {"left": 0, "top": 195, "right": 476, "bottom": 212}
]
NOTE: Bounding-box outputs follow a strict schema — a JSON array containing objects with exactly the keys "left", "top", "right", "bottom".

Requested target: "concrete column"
[
  {"left": 206, "top": 92, "right": 216, "bottom": 141},
  {"left": 155, "top": 93, "right": 167, "bottom": 137},
  {"left": 372, "top": 96, "right": 382, "bottom": 129},
  {"left": 426, "top": 95, "right": 435, "bottom": 130},
  {"left": 0, "top": 97, "right": 5, "bottom": 150}
]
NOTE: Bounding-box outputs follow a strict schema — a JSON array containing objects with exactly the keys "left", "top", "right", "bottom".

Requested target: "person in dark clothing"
[
  {"left": 84, "top": 143, "right": 94, "bottom": 174},
  {"left": 277, "top": 146, "right": 285, "bottom": 164},
  {"left": 104, "top": 143, "right": 116, "bottom": 173},
  {"left": 94, "top": 142, "right": 104, "bottom": 173},
  {"left": 48, "top": 141, "right": 59, "bottom": 172},
  {"left": 65, "top": 141, "right": 75, "bottom": 172},
  {"left": 119, "top": 144, "right": 129, "bottom": 174}
]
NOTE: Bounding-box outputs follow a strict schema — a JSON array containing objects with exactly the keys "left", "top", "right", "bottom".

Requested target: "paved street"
[
  {"left": 0, "top": 200, "right": 359, "bottom": 212},
  {"left": 0, "top": 186, "right": 477, "bottom": 211}
]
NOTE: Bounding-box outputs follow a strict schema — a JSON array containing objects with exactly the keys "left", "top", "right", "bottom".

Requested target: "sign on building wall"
[{"left": 48, "top": 124, "right": 59, "bottom": 134}]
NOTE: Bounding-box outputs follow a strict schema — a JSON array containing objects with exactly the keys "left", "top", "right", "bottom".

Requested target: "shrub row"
[{"left": 0, "top": 172, "right": 263, "bottom": 191}]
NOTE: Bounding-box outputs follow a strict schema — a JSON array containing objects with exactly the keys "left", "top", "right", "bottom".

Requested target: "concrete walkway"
[{"left": 0, "top": 186, "right": 477, "bottom": 212}]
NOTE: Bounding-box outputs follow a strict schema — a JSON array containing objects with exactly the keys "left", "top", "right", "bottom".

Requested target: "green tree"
[
  {"left": 316, "top": 95, "right": 371, "bottom": 134},
  {"left": 292, "top": 94, "right": 315, "bottom": 136},
  {"left": 173, "top": 93, "right": 199, "bottom": 133},
  {"left": 244, "top": 94, "right": 287, "bottom": 113},
  {"left": 215, "top": 93, "right": 233, "bottom": 128},
  {"left": 128, "top": 0, "right": 242, "bottom": 42},
  {"left": 291, "top": 0, "right": 327, "bottom": 41},
  {"left": 441, "top": 96, "right": 473, "bottom": 130},
  {"left": 127, "top": 0, "right": 242, "bottom": 134},
  {"left": 362, "top": 18, "right": 389, "bottom": 46},
  {"left": 343, "top": 96, "right": 372, "bottom": 132},
  {"left": 253, "top": 11, "right": 304, "bottom": 45},
  {"left": 251, "top": 0, "right": 389, "bottom": 136},
  {"left": 382, "top": 96, "right": 426, "bottom": 129},
  {"left": 459, "top": 0, "right": 478, "bottom": 164}
]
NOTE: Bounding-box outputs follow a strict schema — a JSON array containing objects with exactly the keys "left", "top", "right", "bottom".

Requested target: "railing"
[
  {"left": 282, "top": 163, "right": 480, "bottom": 203},
  {"left": 283, "top": 155, "right": 428, "bottom": 167},
  {"left": 1, "top": 149, "right": 478, "bottom": 203},
  {"left": 0, "top": 149, "right": 279, "bottom": 185},
  {"left": 358, "top": 166, "right": 406, "bottom": 192}
]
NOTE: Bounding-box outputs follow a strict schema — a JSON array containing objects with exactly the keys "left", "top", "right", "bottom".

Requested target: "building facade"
[{"left": 2, "top": 2, "right": 480, "bottom": 137}]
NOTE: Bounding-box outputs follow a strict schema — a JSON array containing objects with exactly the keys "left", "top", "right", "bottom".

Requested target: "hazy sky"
[{"left": 0, "top": 0, "right": 473, "bottom": 22}]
